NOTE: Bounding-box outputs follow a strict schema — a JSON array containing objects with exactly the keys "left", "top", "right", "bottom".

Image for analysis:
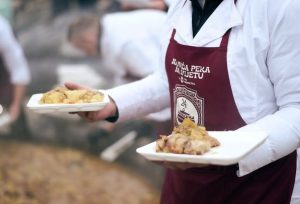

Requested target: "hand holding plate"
[
  {"left": 152, "top": 160, "right": 209, "bottom": 170},
  {"left": 64, "top": 82, "right": 117, "bottom": 123}
]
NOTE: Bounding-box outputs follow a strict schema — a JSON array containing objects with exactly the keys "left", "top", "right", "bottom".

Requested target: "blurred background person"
[
  {"left": 67, "top": 9, "right": 171, "bottom": 129},
  {"left": 68, "top": 9, "right": 167, "bottom": 86},
  {"left": 0, "top": 0, "right": 13, "bottom": 23},
  {"left": 0, "top": 15, "right": 30, "bottom": 123},
  {"left": 51, "top": 0, "right": 98, "bottom": 17},
  {"left": 119, "top": 0, "right": 172, "bottom": 11}
]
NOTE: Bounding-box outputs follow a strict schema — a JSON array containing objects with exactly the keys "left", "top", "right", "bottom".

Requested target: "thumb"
[{"left": 64, "top": 82, "right": 91, "bottom": 90}]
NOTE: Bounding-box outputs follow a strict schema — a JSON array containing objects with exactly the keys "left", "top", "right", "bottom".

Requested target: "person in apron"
[
  {"left": 160, "top": 1, "right": 297, "bottom": 203},
  {"left": 160, "top": 18, "right": 296, "bottom": 204},
  {"left": 67, "top": 0, "right": 300, "bottom": 203}
]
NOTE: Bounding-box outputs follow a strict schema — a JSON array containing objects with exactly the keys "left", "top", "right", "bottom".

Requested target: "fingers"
[
  {"left": 78, "top": 112, "right": 93, "bottom": 122},
  {"left": 86, "top": 111, "right": 98, "bottom": 121},
  {"left": 77, "top": 111, "right": 103, "bottom": 123},
  {"left": 69, "top": 112, "right": 78, "bottom": 114},
  {"left": 64, "top": 82, "right": 92, "bottom": 91},
  {"left": 152, "top": 160, "right": 208, "bottom": 170},
  {"left": 72, "top": 110, "right": 105, "bottom": 123},
  {"left": 64, "top": 82, "right": 80, "bottom": 90},
  {"left": 152, "top": 161, "right": 181, "bottom": 170},
  {"left": 71, "top": 100, "right": 117, "bottom": 123}
]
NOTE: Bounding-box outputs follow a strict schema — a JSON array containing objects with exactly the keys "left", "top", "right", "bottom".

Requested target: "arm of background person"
[
  {"left": 9, "top": 85, "right": 26, "bottom": 121},
  {"left": 0, "top": 17, "right": 31, "bottom": 121},
  {"left": 237, "top": 0, "right": 300, "bottom": 176},
  {"left": 121, "top": 0, "right": 168, "bottom": 11}
]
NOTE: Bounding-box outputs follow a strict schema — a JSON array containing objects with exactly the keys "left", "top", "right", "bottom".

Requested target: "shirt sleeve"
[
  {"left": 237, "top": 0, "right": 300, "bottom": 176},
  {"left": 107, "top": 67, "right": 170, "bottom": 122},
  {"left": 0, "top": 17, "right": 30, "bottom": 85}
]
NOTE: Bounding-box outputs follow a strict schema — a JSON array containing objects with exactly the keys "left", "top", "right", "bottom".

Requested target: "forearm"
[
  {"left": 108, "top": 72, "right": 170, "bottom": 122},
  {"left": 11, "top": 84, "right": 26, "bottom": 107},
  {"left": 237, "top": 107, "right": 300, "bottom": 176}
]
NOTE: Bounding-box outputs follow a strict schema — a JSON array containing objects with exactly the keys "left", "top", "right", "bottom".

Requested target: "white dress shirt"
[
  {"left": 108, "top": 0, "right": 300, "bottom": 202},
  {"left": 101, "top": 10, "right": 167, "bottom": 85},
  {"left": 0, "top": 16, "right": 30, "bottom": 85}
]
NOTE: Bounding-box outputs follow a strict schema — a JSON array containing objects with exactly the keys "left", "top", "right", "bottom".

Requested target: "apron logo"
[
  {"left": 174, "top": 85, "right": 204, "bottom": 126},
  {"left": 172, "top": 58, "right": 210, "bottom": 86}
]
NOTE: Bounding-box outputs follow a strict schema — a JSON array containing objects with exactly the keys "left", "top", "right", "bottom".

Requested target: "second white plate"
[
  {"left": 136, "top": 131, "right": 268, "bottom": 166},
  {"left": 26, "top": 90, "right": 110, "bottom": 113}
]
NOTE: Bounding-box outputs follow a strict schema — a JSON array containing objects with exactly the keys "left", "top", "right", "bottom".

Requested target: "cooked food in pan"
[
  {"left": 156, "top": 118, "right": 220, "bottom": 155},
  {"left": 39, "top": 87, "right": 104, "bottom": 104}
]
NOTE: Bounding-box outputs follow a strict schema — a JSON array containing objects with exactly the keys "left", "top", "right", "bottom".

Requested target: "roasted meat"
[{"left": 156, "top": 118, "right": 220, "bottom": 155}]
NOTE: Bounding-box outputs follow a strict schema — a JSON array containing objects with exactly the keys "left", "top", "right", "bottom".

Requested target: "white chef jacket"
[
  {"left": 0, "top": 16, "right": 30, "bottom": 85},
  {"left": 101, "top": 10, "right": 167, "bottom": 85},
  {"left": 108, "top": 0, "right": 300, "bottom": 202}
]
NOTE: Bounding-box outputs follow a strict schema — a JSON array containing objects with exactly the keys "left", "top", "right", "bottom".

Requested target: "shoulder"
[
  {"left": 265, "top": 0, "right": 299, "bottom": 20},
  {"left": 264, "top": 0, "right": 300, "bottom": 35},
  {"left": 237, "top": 0, "right": 299, "bottom": 36},
  {"left": 248, "top": 0, "right": 300, "bottom": 28},
  {"left": 238, "top": 0, "right": 299, "bottom": 20}
]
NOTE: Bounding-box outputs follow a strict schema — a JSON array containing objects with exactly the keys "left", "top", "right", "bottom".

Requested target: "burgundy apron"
[
  {"left": 0, "top": 56, "right": 13, "bottom": 107},
  {"left": 161, "top": 16, "right": 297, "bottom": 204}
]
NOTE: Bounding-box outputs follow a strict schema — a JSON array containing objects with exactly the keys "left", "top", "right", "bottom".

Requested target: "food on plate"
[
  {"left": 156, "top": 118, "right": 220, "bottom": 155},
  {"left": 39, "top": 87, "right": 104, "bottom": 104}
]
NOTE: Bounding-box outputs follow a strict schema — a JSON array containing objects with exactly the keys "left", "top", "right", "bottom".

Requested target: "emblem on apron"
[{"left": 174, "top": 85, "right": 204, "bottom": 126}]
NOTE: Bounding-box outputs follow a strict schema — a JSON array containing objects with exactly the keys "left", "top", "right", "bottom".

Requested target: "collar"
[{"left": 173, "top": 0, "right": 242, "bottom": 46}]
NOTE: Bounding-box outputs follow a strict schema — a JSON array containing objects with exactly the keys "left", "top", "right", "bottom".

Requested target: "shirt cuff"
[
  {"left": 105, "top": 95, "right": 119, "bottom": 123},
  {"left": 105, "top": 106, "right": 119, "bottom": 123}
]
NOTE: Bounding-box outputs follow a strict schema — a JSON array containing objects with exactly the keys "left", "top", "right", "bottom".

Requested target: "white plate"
[
  {"left": 136, "top": 131, "right": 268, "bottom": 166},
  {"left": 26, "top": 90, "right": 109, "bottom": 113}
]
